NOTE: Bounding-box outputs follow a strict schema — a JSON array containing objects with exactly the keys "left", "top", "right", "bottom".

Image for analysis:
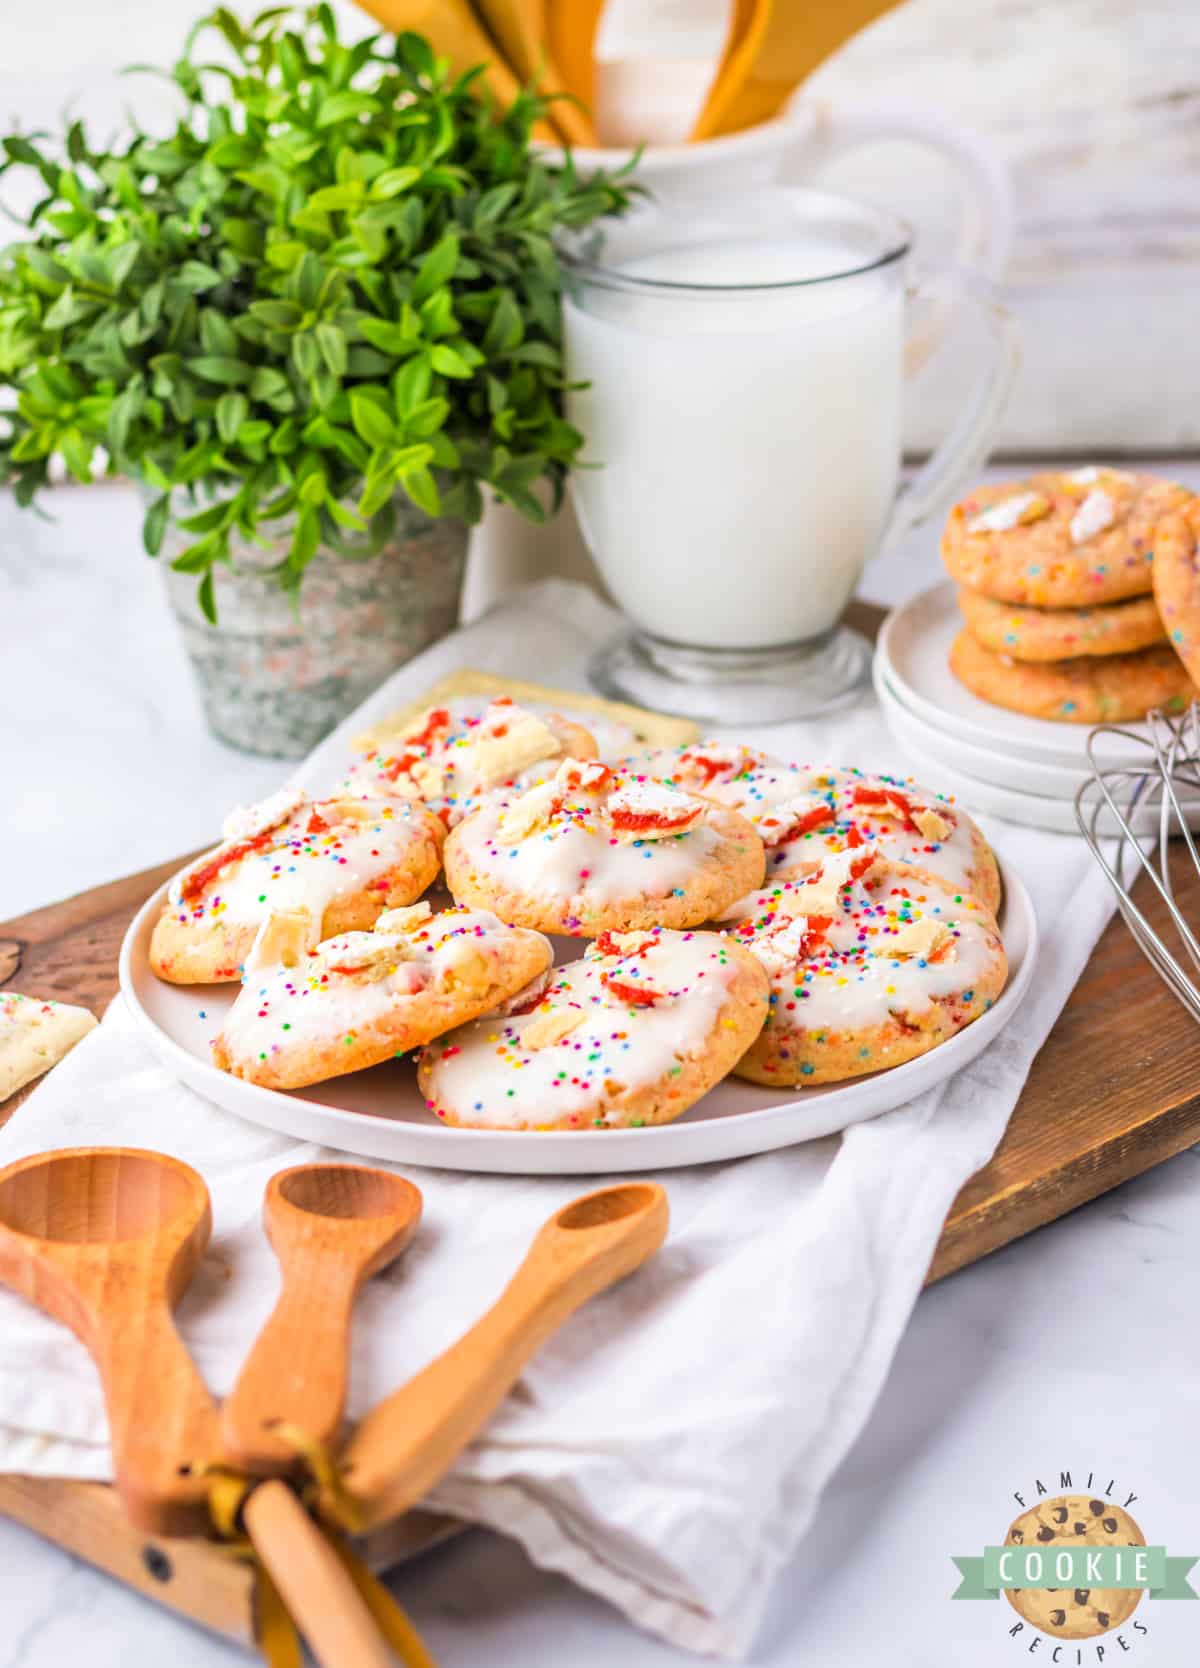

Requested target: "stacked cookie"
[
  {"left": 942, "top": 467, "right": 1199, "bottom": 722},
  {"left": 149, "top": 705, "right": 1009, "bottom": 1132}
]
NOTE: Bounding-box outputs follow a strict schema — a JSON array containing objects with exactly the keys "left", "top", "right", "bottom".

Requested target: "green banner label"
[{"left": 952, "top": 1548, "right": 1198, "bottom": 1602}]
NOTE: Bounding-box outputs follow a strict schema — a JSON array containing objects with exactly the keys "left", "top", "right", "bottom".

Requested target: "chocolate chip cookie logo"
[{"left": 952, "top": 1474, "right": 1197, "bottom": 1654}]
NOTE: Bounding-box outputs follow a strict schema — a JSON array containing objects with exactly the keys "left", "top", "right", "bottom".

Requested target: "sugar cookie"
[
  {"left": 443, "top": 759, "right": 766, "bottom": 935},
  {"left": 625, "top": 745, "right": 1000, "bottom": 916},
  {"left": 726, "top": 862, "right": 1006, "bottom": 1086},
  {"left": 950, "top": 629, "right": 1196, "bottom": 723},
  {"left": 151, "top": 789, "right": 444, "bottom": 984},
  {"left": 958, "top": 587, "right": 1166, "bottom": 661},
  {"left": 418, "top": 927, "right": 769, "bottom": 1129},
  {"left": 942, "top": 468, "right": 1190, "bottom": 607},
  {"left": 343, "top": 698, "right": 598, "bottom": 826},
  {"left": 1149, "top": 493, "right": 1200, "bottom": 688},
  {"left": 212, "top": 902, "right": 553, "bottom": 1090}
]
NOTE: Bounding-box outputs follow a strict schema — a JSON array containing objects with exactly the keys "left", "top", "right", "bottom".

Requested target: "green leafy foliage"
[{"left": 0, "top": 4, "right": 634, "bottom": 609}]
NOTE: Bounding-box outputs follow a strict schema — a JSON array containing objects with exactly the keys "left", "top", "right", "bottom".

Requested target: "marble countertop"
[{"left": 2, "top": 477, "right": 1199, "bottom": 1667}]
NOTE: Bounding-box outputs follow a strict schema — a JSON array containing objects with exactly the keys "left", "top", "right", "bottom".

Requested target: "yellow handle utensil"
[
  {"left": 692, "top": 0, "right": 905, "bottom": 142},
  {"left": 354, "top": 0, "right": 565, "bottom": 141},
  {"left": 473, "top": 0, "right": 598, "bottom": 144},
  {"left": 545, "top": 0, "right": 608, "bottom": 134}
]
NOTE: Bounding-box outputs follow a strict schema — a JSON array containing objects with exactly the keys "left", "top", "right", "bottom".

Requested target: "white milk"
[{"left": 564, "top": 237, "right": 904, "bottom": 649}]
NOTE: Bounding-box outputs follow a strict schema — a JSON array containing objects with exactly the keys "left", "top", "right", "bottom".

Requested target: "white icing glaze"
[
  {"left": 218, "top": 906, "right": 552, "bottom": 1061},
  {"left": 966, "top": 491, "right": 1046, "bottom": 533},
  {"left": 729, "top": 874, "right": 1002, "bottom": 1037},
  {"left": 766, "top": 772, "right": 983, "bottom": 894},
  {"left": 342, "top": 700, "right": 588, "bottom": 824},
  {"left": 221, "top": 787, "right": 306, "bottom": 843},
  {"left": 420, "top": 928, "right": 746, "bottom": 1129},
  {"left": 448, "top": 760, "right": 735, "bottom": 917},
  {"left": 165, "top": 797, "right": 436, "bottom": 937},
  {"left": 623, "top": 748, "right": 986, "bottom": 901},
  {"left": 354, "top": 692, "right": 639, "bottom": 768},
  {"left": 1069, "top": 488, "right": 1116, "bottom": 544}
]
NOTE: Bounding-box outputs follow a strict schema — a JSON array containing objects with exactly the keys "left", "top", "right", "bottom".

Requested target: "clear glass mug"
[{"left": 559, "top": 187, "right": 1019, "bottom": 723}]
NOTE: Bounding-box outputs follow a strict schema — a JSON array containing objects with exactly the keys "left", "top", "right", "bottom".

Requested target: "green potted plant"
[{"left": 0, "top": 4, "right": 632, "bottom": 756}]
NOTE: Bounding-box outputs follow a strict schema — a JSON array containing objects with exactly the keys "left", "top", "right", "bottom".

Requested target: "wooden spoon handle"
[
  {"left": 244, "top": 1481, "right": 394, "bottom": 1668},
  {"left": 337, "top": 1184, "right": 668, "bottom": 1529},
  {"left": 222, "top": 1250, "right": 357, "bottom": 1475},
  {"left": 92, "top": 1297, "right": 221, "bottom": 1536}
]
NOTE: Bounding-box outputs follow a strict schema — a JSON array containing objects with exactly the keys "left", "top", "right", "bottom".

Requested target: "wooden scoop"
[
  {"left": 0, "top": 1147, "right": 218, "bottom": 1536},
  {"left": 222, "top": 1164, "right": 422, "bottom": 1476},
  {"left": 0, "top": 1148, "right": 399, "bottom": 1668},
  {"left": 335, "top": 1182, "right": 669, "bottom": 1529}
]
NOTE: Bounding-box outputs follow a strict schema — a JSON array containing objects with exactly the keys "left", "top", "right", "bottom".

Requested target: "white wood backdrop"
[{"left": 2, "top": 0, "right": 1197, "bottom": 453}]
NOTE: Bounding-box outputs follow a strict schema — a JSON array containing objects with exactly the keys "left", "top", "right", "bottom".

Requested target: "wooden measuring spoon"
[
  {"left": 221, "top": 1164, "right": 422, "bottom": 1476},
  {"left": 0, "top": 1147, "right": 219, "bottom": 1536},
  {"left": 0, "top": 1148, "right": 401, "bottom": 1668},
  {"left": 334, "top": 1182, "right": 669, "bottom": 1529}
]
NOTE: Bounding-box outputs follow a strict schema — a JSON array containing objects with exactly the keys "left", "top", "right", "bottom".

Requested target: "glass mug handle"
[
  {"left": 779, "top": 97, "right": 1014, "bottom": 369},
  {"left": 781, "top": 97, "right": 1014, "bottom": 274},
  {"left": 775, "top": 98, "right": 1020, "bottom": 544},
  {"left": 885, "top": 267, "right": 1022, "bottom": 548}
]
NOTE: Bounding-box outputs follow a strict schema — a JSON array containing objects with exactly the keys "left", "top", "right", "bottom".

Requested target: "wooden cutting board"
[{"left": 3, "top": 604, "right": 1200, "bottom": 1648}]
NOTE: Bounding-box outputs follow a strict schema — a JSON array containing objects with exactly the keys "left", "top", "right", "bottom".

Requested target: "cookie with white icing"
[
  {"left": 625, "top": 745, "right": 1000, "bottom": 917},
  {"left": 343, "top": 698, "right": 599, "bottom": 826},
  {"left": 941, "top": 468, "right": 1190, "bottom": 608},
  {"left": 726, "top": 860, "right": 1007, "bottom": 1087},
  {"left": 418, "top": 927, "right": 769, "bottom": 1130},
  {"left": 150, "top": 789, "right": 444, "bottom": 985},
  {"left": 352, "top": 691, "right": 642, "bottom": 768},
  {"left": 442, "top": 759, "right": 766, "bottom": 936},
  {"left": 1, "top": 991, "right": 97, "bottom": 1100},
  {"left": 212, "top": 902, "right": 553, "bottom": 1090}
]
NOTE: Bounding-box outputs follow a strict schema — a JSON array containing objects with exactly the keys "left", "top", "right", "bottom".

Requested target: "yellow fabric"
[
  {"left": 330, "top": 1532, "right": 441, "bottom": 1668},
  {"left": 257, "top": 1570, "right": 305, "bottom": 1668},
  {"left": 270, "top": 1418, "right": 370, "bottom": 1535},
  {"left": 200, "top": 1443, "right": 438, "bottom": 1668}
]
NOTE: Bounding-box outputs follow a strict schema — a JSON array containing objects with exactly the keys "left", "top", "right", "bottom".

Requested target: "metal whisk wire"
[{"left": 1075, "top": 703, "right": 1200, "bottom": 1024}]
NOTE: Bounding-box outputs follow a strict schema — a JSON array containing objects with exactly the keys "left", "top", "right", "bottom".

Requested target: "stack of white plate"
[{"left": 876, "top": 582, "right": 1200, "bottom": 834}]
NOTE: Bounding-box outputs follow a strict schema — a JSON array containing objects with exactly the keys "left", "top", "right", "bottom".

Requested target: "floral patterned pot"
[{"left": 160, "top": 492, "right": 468, "bottom": 759}]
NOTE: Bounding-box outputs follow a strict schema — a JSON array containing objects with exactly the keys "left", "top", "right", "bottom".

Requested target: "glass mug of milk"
[{"left": 560, "top": 188, "right": 1018, "bottom": 722}]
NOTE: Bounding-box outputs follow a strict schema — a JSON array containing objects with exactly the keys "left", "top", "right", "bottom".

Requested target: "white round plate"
[
  {"left": 118, "top": 868, "right": 1037, "bottom": 1176},
  {"left": 875, "top": 665, "right": 1108, "bottom": 799},
  {"left": 877, "top": 582, "right": 1167, "bottom": 769},
  {"left": 877, "top": 693, "right": 1200, "bottom": 835}
]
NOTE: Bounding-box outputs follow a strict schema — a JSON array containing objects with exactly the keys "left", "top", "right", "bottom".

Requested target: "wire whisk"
[{"left": 1076, "top": 703, "right": 1200, "bottom": 1023}]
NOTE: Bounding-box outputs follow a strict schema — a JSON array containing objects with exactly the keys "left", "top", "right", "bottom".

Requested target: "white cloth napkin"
[{"left": 0, "top": 579, "right": 1116, "bottom": 1658}]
